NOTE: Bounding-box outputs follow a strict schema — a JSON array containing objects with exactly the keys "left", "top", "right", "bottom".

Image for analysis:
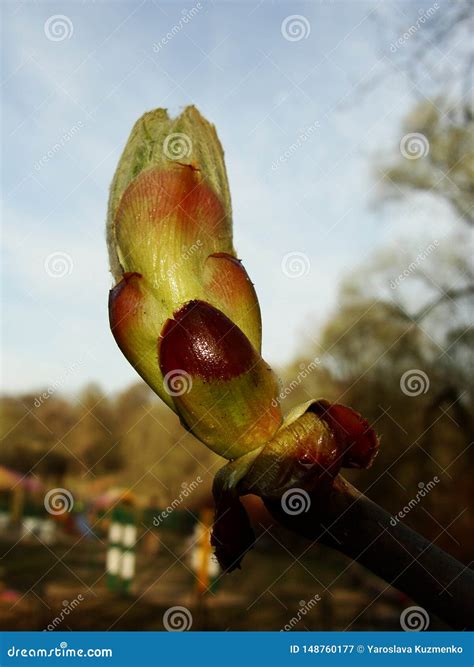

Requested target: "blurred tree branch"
[
  {"left": 380, "top": 100, "right": 474, "bottom": 227},
  {"left": 413, "top": 284, "right": 474, "bottom": 322},
  {"left": 346, "top": 1, "right": 473, "bottom": 106}
]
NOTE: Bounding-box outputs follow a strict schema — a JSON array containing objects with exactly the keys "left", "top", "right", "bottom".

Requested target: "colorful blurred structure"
[
  {"left": 190, "top": 507, "right": 220, "bottom": 595},
  {"left": 106, "top": 493, "right": 138, "bottom": 594}
]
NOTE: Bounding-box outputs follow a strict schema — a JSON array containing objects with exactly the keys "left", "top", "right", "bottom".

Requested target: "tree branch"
[
  {"left": 413, "top": 284, "right": 474, "bottom": 322},
  {"left": 264, "top": 476, "right": 474, "bottom": 630}
]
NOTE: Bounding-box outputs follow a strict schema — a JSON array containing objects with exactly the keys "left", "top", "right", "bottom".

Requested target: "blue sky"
[{"left": 2, "top": 0, "right": 458, "bottom": 395}]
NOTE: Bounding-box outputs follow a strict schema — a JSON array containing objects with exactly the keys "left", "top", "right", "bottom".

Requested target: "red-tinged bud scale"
[
  {"left": 160, "top": 300, "right": 256, "bottom": 382},
  {"left": 159, "top": 300, "right": 281, "bottom": 458}
]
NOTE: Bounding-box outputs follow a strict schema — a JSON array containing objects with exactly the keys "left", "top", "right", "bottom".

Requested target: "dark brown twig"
[{"left": 265, "top": 476, "right": 474, "bottom": 630}]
